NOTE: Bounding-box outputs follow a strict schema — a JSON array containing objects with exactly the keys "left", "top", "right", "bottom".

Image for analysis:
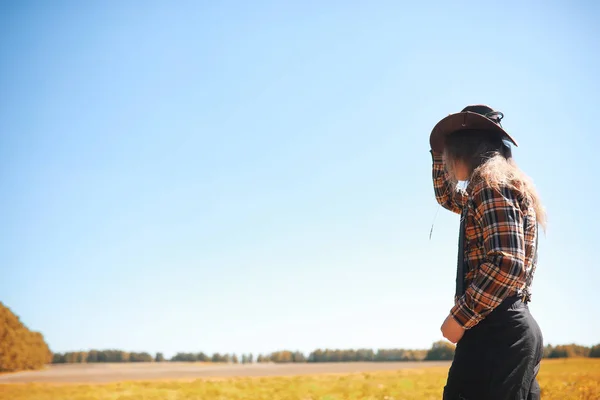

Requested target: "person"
[{"left": 429, "top": 105, "right": 545, "bottom": 400}]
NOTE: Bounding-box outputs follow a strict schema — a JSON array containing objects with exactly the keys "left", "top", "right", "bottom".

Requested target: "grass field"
[{"left": 0, "top": 359, "right": 598, "bottom": 400}]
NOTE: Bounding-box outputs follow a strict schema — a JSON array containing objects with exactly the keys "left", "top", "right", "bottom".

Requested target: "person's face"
[{"left": 453, "top": 160, "right": 470, "bottom": 181}]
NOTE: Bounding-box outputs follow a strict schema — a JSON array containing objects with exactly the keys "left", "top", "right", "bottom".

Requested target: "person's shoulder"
[
  {"left": 468, "top": 180, "right": 519, "bottom": 205},
  {"left": 468, "top": 179, "right": 493, "bottom": 200}
]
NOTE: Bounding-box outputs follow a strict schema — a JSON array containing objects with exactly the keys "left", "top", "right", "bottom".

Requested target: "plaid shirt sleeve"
[
  {"left": 431, "top": 151, "right": 466, "bottom": 214},
  {"left": 450, "top": 183, "right": 526, "bottom": 329}
]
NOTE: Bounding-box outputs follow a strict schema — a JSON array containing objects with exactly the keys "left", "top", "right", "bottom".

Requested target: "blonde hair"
[{"left": 443, "top": 130, "right": 547, "bottom": 230}]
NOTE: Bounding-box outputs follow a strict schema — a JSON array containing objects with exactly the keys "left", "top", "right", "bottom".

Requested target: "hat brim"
[{"left": 429, "top": 111, "right": 518, "bottom": 153}]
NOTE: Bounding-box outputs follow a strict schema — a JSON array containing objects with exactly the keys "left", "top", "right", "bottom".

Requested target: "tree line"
[
  {"left": 0, "top": 302, "right": 52, "bottom": 372},
  {"left": 543, "top": 344, "right": 600, "bottom": 358},
  {"left": 51, "top": 342, "right": 600, "bottom": 365},
  {"left": 52, "top": 350, "right": 155, "bottom": 363},
  {"left": 50, "top": 342, "right": 456, "bottom": 364},
  {"left": 52, "top": 350, "right": 251, "bottom": 364}
]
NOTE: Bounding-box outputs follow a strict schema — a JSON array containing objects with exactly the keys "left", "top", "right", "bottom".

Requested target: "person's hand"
[{"left": 441, "top": 314, "right": 465, "bottom": 344}]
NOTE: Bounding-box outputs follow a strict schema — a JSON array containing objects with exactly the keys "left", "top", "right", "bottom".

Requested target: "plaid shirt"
[{"left": 431, "top": 152, "right": 538, "bottom": 329}]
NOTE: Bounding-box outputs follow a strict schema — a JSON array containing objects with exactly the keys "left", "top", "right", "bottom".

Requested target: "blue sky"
[{"left": 1, "top": 1, "right": 598, "bottom": 357}]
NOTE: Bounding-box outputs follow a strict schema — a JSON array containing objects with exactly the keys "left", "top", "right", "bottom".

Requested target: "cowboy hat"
[{"left": 429, "top": 105, "right": 518, "bottom": 153}]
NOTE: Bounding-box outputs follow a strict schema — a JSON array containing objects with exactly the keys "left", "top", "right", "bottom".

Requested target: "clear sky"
[{"left": 1, "top": 1, "right": 598, "bottom": 358}]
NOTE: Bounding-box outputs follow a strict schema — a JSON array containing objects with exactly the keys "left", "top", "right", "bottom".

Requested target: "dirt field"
[
  {"left": 0, "top": 361, "right": 451, "bottom": 383},
  {"left": 1, "top": 360, "right": 598, "bottom": 400}
]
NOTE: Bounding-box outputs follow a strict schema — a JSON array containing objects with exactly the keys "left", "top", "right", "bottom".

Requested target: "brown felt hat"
[{"left": 429, "top": 105, "right": 518, "bottom": 153}]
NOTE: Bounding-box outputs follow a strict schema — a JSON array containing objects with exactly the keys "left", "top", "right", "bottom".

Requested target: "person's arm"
[
  {"left": 431, "top": 150, "right": 466, "bottom": 214},
  {"left": 449, "top": 184, "right": 526, "bottom": 329}
]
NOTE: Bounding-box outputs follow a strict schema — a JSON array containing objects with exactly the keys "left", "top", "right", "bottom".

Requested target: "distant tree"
[
  {"left": 110, "top": 350, "right": 122, "bottom": 362},
  {"left": 257, "top": 354, "right": 264, "bottom": 363},
  {"left": 308, "top": 349, "right": 323, "bottom": 363},
  {"left": 406, "top": 350, "right": 427, "bottom": 361},
  {"left": 171, "top": 353, "right": 196, "bottom": 362},
  {"left": 269, "top": 351, "right": 293, "bottom": 363},
  {"left": 241, "top": 354, "right": 248, "bottom": 364},
  {"left": 129, "top": 352, "right": 153, "bottom": 362},
  {"left": 64, "top": 353, "right": 77, "bottom": 363},
  {"left": 376, "top": 349, "right": 404, "bottom": 362},
  {"left": 232, "top": 354, "right": 239, "bottom": 364},
  {"left": 425, "top": 341, "right": 455, "bottom": 361},
  {"left": 548, "top": 346, "right": 569, "bottom": 358},
  {"left": 356, "top": 349, "right": 374, "bottom": 362},
  {"left": 87, "top": 350, "right": 99, "bottom": 363},
  {"left": 155, "top": 353, "right": 165, "bottom": 362},
  {"left": 590, "top": 344, "right": 600, "bottom": 358},
  {"left": 0, "top": 302, "right": 53, "bottom": 372},
  {"left": 95, "top": 350, "right": 128, "bottom": 363},
  {"left": 543, "top": 344, "right": 554, "bottom": 359},
  {"left": 292, "top": 351, "right": 306, "bottom": 363},
  {"left": 76, "top": 352, "right": 87, "bottom": 363},
  {"left": 248, "top": 353, "right": 254, "bottom": 363},
  {"left": 103, "top": 350, "right": 113, "bottom": 362}
]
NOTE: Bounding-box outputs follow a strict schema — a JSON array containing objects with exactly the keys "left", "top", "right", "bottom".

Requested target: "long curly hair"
[{"left": 443, "top": 130, "right": 547, "bottom": 230}]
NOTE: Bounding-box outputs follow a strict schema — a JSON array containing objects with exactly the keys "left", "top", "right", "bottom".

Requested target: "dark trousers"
[{"left": 443, "top": 297, "right": 544, "bottom": 400}]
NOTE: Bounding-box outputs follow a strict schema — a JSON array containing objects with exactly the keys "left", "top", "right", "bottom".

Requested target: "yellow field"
[{"left": 1, "top": 359, "right": 598, "bottom": 400}]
